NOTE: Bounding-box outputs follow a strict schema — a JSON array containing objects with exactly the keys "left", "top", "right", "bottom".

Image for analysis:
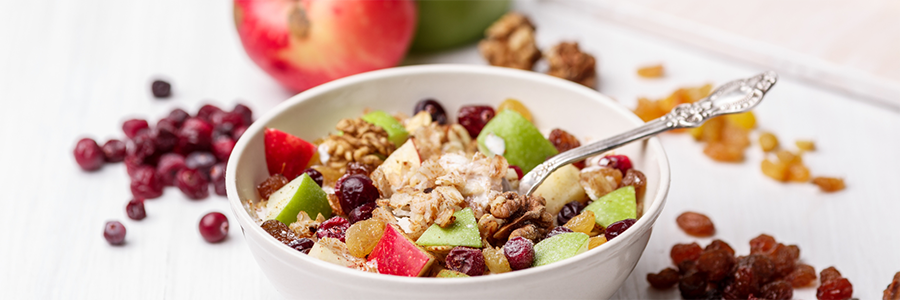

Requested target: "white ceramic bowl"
[{"left": 226, "top": 65, "right": 670, "bottom": 300}]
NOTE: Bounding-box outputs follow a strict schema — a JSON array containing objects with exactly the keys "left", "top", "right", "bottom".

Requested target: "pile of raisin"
[{"left": 649, "top": 234, "right": 853, "bottom": 300}]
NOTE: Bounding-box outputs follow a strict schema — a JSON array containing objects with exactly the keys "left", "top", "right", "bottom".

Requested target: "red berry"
[
  {"left": 185, "top": 151, "right": 217, "bottom": 181},
  {"left": 131, "top": 166, "right": 163, "bottom": 199},
  {"left": 212, "top": 137, "right": 236, "bottom": 162},
  {"left": 151, "top": 80, "right": 171, "bottom": 98},
  {"left": 156, "top": 118, "right": 178, "bottom": 133},
  {"left": 598, "top": 154, "right": 633, "bottom": 174},
  {"left": 101, "top": 139, "right": 126, "bottom": 163},
  {"left": 509, "top": 165, "right": 523, "bottom": 180},
  {"left": 556, "top": 201, "right": 584, "bottom": 225},
  {"left": 127, "top": 132, "right": 158, "bottom": 166},
  {"left": 446, "top": 246, "right": 486, "bottom": 276},
  {"left": 503, "top": 236, "right": 535, "bottom": 270},
  {"left": 176, "top": 117, "right": 213, "bottom": 154},
  {"left": 126, "top": 198, "right": 146, "bottom": 220},
  {"left": 156, "top": 153, "right": 186, "bottom": 186},
  {"left": 288, "top": 238, "right": 315, "bottom": 254},
  {"left": 232, "top": 104, "right": 253, "bottom": 125},
  {"left": 457, "top": 105, "right": 495, "bottom": 137},
  {"left": 413, "top": 99, "right": 448, "bottom": 125},
  {"left": 176, "top": 168, "right": 209, "bottom": 200},
  {"left": 545, "top": 226, "right": 573, "bottom": 239},
  {"left": 210, "top": 163, "right": 227, "bottom": 196},
  {"left": 303, "top": 168, "right": 324, "bottom": 187},
  {"left": 122, "top": 119, "right": 149, "bottom": 139},
  {"left": 335, "top": 174, "right": 380, "bottom": 214},
  {"left": 197, "top": 104, "right": 223, "bottom": 122},
  {"left": 211, "top": 111, "right": 246, "bottom": 130},
  {"left": 104, "top": 221, "right": 126, "bottom": 245},
  {"left": 604, "top": 218, "right": 636, "bottom": 241},
  {"left": 167, "top": 108, "right": 189, "bottom": 127},
  {"left": 74, "top": 138, "right": 105, "bottom": 171},
  {"left": 348, "top": 202, "right": 376, "bottom": 224},
  {"left": 231, "top": 126, "right": 248, "bottom": 141},
  {"left": 199, "top": 212, "right": 229, "bottom": 243},
  {"left": 345, "top": 162, "right": 374, "bottom": 177},
  {"left": 316, "top": 216, "right": 350, "bottom": 242}
]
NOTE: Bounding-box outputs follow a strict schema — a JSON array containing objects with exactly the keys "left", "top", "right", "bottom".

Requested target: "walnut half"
[
  {"left": 545, "top": 42, "right": 597, "bottom": 88},
  {"left": 478, "top": 12, "right": 541, "bottom": 70}
]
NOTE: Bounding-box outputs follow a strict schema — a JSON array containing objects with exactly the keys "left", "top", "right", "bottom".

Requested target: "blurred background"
[{"left": 1, "top": 0, "right": 898, "bottom": 299}]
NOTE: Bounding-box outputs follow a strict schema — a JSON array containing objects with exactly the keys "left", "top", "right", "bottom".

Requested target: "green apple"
[
  {"left": 416, "top": 208, "right": 481, "bottom": 248},
  {"left": 477, "top": 110, "right": 558, "bottom": 173},
  {"left": 436, "top": 269, "right": 470, "bottom": 278},
  {"left": 410, "top": 0, "right": 511, "bottom": 52},
  {"left": 362, "top": 110, "right": 409, "bottom": 146},
  {"left": 264, "top": 173, "right": 332, "bottom": 225},
  {"left": 368, "top": 224, "right": 436, "bottom": 277},
  {"left": 583, "top": 186, "right": 636, "bottom": 228},
  {"left": 533, "top": 232, "right": 590, "bottom": 267},
  {"left": 533, "top": 164, "right": 589, "bottom": 216}
]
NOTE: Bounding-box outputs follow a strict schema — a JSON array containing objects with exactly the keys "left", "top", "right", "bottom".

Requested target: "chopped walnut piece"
[
  {"left": 320, "top": 117, "right": 395, "bottom": 171},
  {"left": 580, "top": 168, "right": 622, "bottom": 200},
  {"left": 478, "top": 214, "right": 503, "bottom": 242},
  {"left": 545, "top": 42, "right": 597, "bottom": 88},
  {"left": 509, "top": 224, "right": 541, "bottom": 242},
  {"left": 478, "top": 12, "right": 541, "bottom": 70},
  {"left": 489, "top": 193, "right": 553, "bottom": 245},
  {"left": 489, "top": 192, "right": 522, "bottom": 219}
]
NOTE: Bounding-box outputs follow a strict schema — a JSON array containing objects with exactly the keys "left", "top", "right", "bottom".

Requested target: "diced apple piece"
[
  {"left": 583, "top": 186, "right": 636, "bottom": 228},
  {"left": 436, "top": 269, "right": 470, "bottom": 278},
  {"left": 362, "top": 110, "right": 409, "bottom": 146},
  {"left": 371, "top": 139, "right": 421, "bottom": 193},
  {"left": 264, "top": 173, "right": 332, "bottom": 225},
  {"left": 533, "top": 164, "right": 589, "bottom": 216},
  {"left": 533, "top": 232, "right": 589, "bottom": 267},
  {"left": 308, "top": 238, "right": 357, "bottom": 268},
  {"left": 368, "top": 224, "right": 435, "bottom": 277},
  {"left": 476, "top": 110, "right": 558, "bottom": 173},
  {"left": 265, "top": 128, "right": 317, "bottom": 180},
  {"left": 416, "top": 208, "right": 481, "bottom": 248}
]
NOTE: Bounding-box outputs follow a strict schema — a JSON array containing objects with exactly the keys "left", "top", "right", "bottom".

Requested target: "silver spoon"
[{"left": 518, "top": 71, "right": 779, "bottom": 196}]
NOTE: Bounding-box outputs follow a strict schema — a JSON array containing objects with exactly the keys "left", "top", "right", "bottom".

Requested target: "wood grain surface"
[{"left": 1, "top": 0, "right": 897, "bottom": 299}]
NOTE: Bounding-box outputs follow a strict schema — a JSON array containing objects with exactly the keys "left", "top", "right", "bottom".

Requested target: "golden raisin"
[
  {"left": 795, "top": 140, "right": 816, "bottom": 152},
  {"left": 497, "top": 98, "right": 533, "bottom": 122},
  {"left": 725, "top": 111, "right": 757, "bottom": 130},
  {"left": 761, "top": 158, "right": 788, "bottom": 182},
  {"left": 675, "top": 212, "right": 715, "bottom": 237},
  {"left": 563, "top": 210, "right": 595, "bottom": 234},
  {"left": 703, "top": 142, "right": 744, "bottom": 162},
  {"left": 786, "top": 163, "right": 810, "bottom": 182},
  {"left": 695, "top": 117, "right": 725, "bottom": 142},
  {"left": 345, "top": 219, "right": 385, "bottom": 258},
  {"left": 721, "top": 122, "right": 751, "bottom": 148},
  {"left": 812, "top": 177, "right": 846, "bottom": 193},
  {"left": 637, "top": 64, "right": 665, "bottom": 78},
  {"left": 759, "top": 132, "right": 779, "bottom": 152},
  {"left": 588, "top": 236, "right": 607, "bottom": 249},
  {"left": 311, "top": 165, "right": 343, "bottom": 187},
  {"left": 633, "top": 97, "right": 665, "bottom": 122},
  {"left": 482, "top": 246, "right": 512, "bottom": 274},
  {"left": 775, "top": 149, "right": 802, "bottom": 165}
]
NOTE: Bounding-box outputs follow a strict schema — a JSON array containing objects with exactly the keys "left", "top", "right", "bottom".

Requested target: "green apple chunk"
[
  {"left": 436, "top": 269, "right": 470, "bottom": 278},
  {"left": 533, "top": 164, "right": 589, "bottom": 216},
  {"left": 362, "top": 110, "right": 409, "bottom": 146},
  {"left": 264, "top": 173, "right": 332, "bottom": 225},
  {"left": 533, "top": 232, "right": 590, "bottom": 267},
  {"left": 416, "top": 208, "right": 481, "bottom": 248},
  {"left": 583, "top": 186, "right": 636, "bottom": 228},
  {"left": 476, "top": 110, "right": 558, "bottom": 173}
]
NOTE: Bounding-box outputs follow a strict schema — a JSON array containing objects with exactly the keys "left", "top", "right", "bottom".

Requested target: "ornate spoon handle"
[{"left": 519, "top": 71, "right": 778, "bottom": 196}]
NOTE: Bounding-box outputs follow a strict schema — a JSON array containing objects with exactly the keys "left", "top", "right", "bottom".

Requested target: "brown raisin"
[
  {"left": 677, "top": 259, "right": 697, "bottom": 275},
  {"left": 884, "top": 271, "right": 900, "bottom": 300},
  {"left": 620, "top": 169, "right": 646, "bottom": 202},
  {"left": 749, "top": 234, "right": 777, "bottom": 255},
  {"left": 817, "top": 277, "right": 853, "bottom": 300},
  {"left": 257, "top": 174, "right": 289, "bottom": 200},
  {"left": 548, "top": 128, "right": 585, "bottom": 168},
  {"left": 261, "top": 219, "right": 297, "bottom": 245},
  {"left": 760, "top": 280, "right": 793, "bottom": 300},
  {"left": 820, "top": 266, "right": 843, "bottom": 283},
  {"left": 705, "top": 239, "right": 735, "bottom": 256},
  {"left": 678, "top": 271, "right": 708, "bottom": 299},
  {"left": 697, "top": 249, "right": 735, "bottom": 282},
  {"left": 786, "top": 264, "right": 817, "bottom": 287},
  {"left": 646, "top": 267, "right": 679, "bottom": 289},
  {"left": 676, "top": 212, "right": 715, "bottom": 237},
  {"left": 670, "top": 242, "right": 703, "bottom": 265},
  {"left": 770, "top": 243, "right": 800, "bottom": 277}
]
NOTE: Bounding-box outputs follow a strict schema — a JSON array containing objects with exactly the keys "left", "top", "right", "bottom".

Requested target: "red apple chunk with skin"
[
  {"left": 368, "top": 224, "right": 435, "bottom": 277},
  {"left": 264, "top": 128, "right": 317, "bottom": 180}
]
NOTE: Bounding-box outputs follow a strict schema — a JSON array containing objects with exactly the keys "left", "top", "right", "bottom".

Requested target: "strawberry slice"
[{"left": 264, "top": 128, "right": 317, "bottom": 180}]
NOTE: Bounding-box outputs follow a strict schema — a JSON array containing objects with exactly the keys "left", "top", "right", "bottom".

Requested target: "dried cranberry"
[
  {"left": 316, "top": 216, "right": 350, "bottom": 242},
  {"left": 210, "top": 163, "right": 227, "bottom": 196},
  {"left": 197, "top": 104, "right": 223, "bottom": 122},
  {"left": 212, "top": 124, "right": 234, "bottom": 141},
  {"left": 198, "top": 212, "right": 229, "bottom": 243},
  {"left": 185, "top": 151, "right": 217, "bottom": 180},
  {"left": 545, "top": 226, "right": 573, "bottom": 239},
  {"left": 503, "top": 236, "right": 535, "bottom": 271},
  {"left": 302, "top": 168, "right": 324, "bottom": 187},
  {"left": 131, "top": 166, "right": 163, "bottom": 199},
  {"left": 101, "top": 139, "right": 126, "bottom": 163},
  {"left": 509, "top": 165, "right": 523, "bottom": 180},
  {"left": 257, "top": 174, "right": 289, "bottom": 200},
  {"left": 210, "top": 111, "right": 244, "bottom": 133},
  {"left": 335, "top": 174, "right": 380, "bottom": 214},
  {"left": 598, "top": 154, "right": 632, "bottom": 175},
  {"left": 647, "top": 268, "right": 679, "bottom": 289},
  {"left": 457, "top": 105, "right": 495, "bottom": 137},
  {"left": 604, "top": 218, "right": 636, "bottom": 241},
  {"left": 153, "top": 127, "right": 179, "bottom": 153},
  {"left": 126, "top": 198, "right": 146, "bottom": 220},
  {"left": 231, "top": 126, "right": 248, "bottom": 141},
  {"left": 74, "top": 138, "right": 105, "bottom": 171},
  {"left": 212, "top": 137, "right": 236, "bottom": 162},
  {"left": 261, "top": 219, "right": 296, "bottom": 244},
  {"left": 127, "top": 132, "right": 158, "bottom": 165},
  {"left": 176, "top": 117, "right": 213, "bottom": 153},
  {"left": 232, "top": 103, "right": 253, "bottom": 125},
  {"left": 123, "top": 119, "right": 150, "bottom": 139},
  {"left": 446, "top": 246, "right": 486, "bottom": 276},
  {"left": 348, "top": 202, "right": 377, "bottom": 224},
  {"left": 345, "top": 162, "right": 374, "bottom": 177},
  {"left": 413, "top": 99, "right": 448, "bottom": 125},
  {"left": 288, "top": 238, "right": 315, "bottom": 254},
  {"left": 156, "top": 153, "right": 186, "bottom": 186},
  {"left": 151, "top": 79, "right": 171, "bottom": 98},
  {"left": 176, "top": 168, "right": 209, "bottom": 200},
  {"left": 104, "top": 221, "right": 126, "bottom": 245},
  {"left": 556, "top": 201, "right": 584, "bottom": 225},
  {"left": 167, "top": 108, "right": 189, "bottom": 127},
  {"left": 156, "top": 118, "right": 178, "bottom": 133}
]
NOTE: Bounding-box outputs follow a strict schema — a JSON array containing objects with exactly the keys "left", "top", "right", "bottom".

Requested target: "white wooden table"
[{"left": 2, "top": 0, "right": 898, "bottom": 299}]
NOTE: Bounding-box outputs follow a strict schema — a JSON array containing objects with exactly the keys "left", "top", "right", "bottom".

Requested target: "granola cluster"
[{"left": 319, "top": 118, "right": 395, "bottom": 171}]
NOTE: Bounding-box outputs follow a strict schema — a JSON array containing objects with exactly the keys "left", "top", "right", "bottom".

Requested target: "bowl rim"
[{"left": 226, "top": 64, "right": 671, "bottom": 285}]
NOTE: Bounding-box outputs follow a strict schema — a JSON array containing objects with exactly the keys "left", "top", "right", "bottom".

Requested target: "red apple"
[
  {"left": 264, "top": 128, "right": 317, "bottom": 179},
  {"left": 368, "top": 224, "right": 435, "bottom": 277},
  {"left": 233, "top": 0, "right": 417, "bottom": 92}
]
